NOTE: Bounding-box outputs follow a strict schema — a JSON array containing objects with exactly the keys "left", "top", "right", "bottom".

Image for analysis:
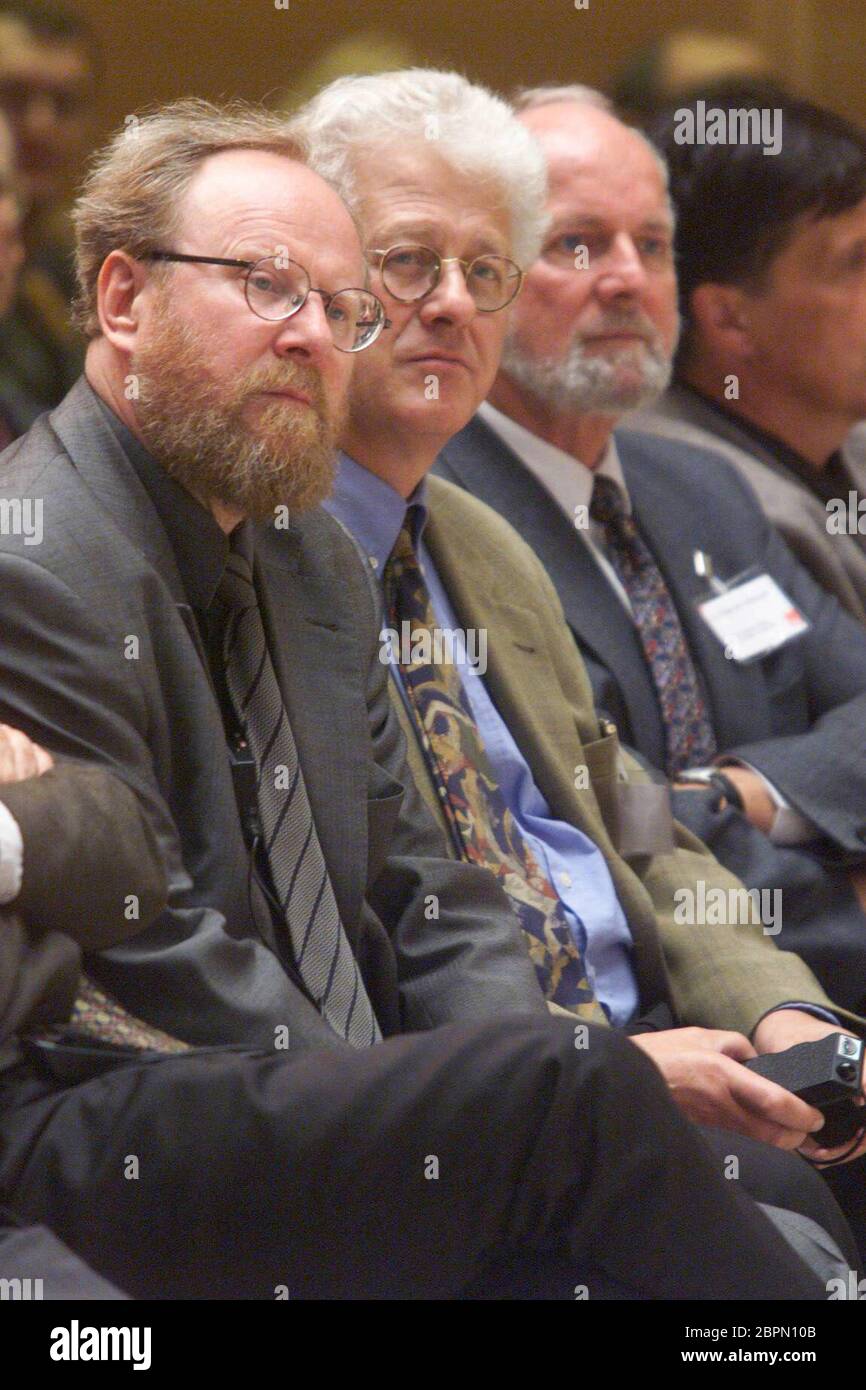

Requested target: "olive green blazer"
[{"left": 391, "top": 476, "right": 860, "bottom": 1037}]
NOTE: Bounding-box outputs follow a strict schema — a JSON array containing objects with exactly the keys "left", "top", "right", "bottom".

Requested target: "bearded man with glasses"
[
  {"left": 0, "top": 96, "right": 553, "bottom": 1058},
  {"left": 0, "top": 96, "right": 835, "bottom": 1302}
]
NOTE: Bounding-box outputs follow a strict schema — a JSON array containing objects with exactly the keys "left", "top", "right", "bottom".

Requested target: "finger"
[
  {"left": 701, "top": 1095, "right": 811, "bottom": 1151},
  {"left": 32, "top": 743, "right": 54, "bottom": 775},
  {"left": 729, "top": 1066, "right": 824, "bottom": 1135},
  {"left": 713, "top": 1032, "right": 758, "bottom": 1062},
  {"left": 4, "top": 727, "right": 37, "bottom": 782}
]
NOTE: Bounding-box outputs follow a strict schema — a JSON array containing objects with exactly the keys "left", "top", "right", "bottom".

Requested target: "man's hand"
[
  {"left": 673, "top": 767, "right": 775, "bottom": 831},
  {"left": 714, "top": 766, "right": 776, "bottom": 832},
  {"left": 752, "top": 1009, "right": 866, "bottom": 1164},
  {"left": 0, "top": 724, "right": 53, "bottom": 783},
  {"left": 630, "top": 1026, "right": 825, "bottom": 1150}
]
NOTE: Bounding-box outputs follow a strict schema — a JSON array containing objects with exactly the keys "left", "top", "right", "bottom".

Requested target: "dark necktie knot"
[{"left": 590, "top": 474, "right": 630, "bottom": 530}]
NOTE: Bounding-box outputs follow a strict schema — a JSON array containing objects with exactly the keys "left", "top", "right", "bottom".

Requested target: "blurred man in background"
[
  {"left": 0, "top": 1, "right": 94, "bottom": 414},
  {"left": 634, "top": 93, "right": 866, "bottom": 622}
]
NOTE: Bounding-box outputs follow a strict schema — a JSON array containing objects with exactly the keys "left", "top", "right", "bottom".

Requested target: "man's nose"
[
  {"left": 593, "top": 234, "right": 648, "bottom": 300},
  {"left": 417, "top": 260, "right": 477, "bottom": 328},
  {"left": 271, "top": 292, "right": 335, "bottom": 363}
]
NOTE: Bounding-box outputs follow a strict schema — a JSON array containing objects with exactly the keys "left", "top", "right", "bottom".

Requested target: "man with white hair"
[
  {"left": 437, "top": 85, "right": 866, "bottom": 1018},
  {"left": 435, "top": 84, "right": 866, "bottom": 1249},
  {"left": 292, "top": 68, "right": 866, "bottom": 1278}
]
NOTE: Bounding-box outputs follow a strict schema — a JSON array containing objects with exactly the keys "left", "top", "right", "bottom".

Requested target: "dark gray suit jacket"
[
  {"left": 436, "top": 416, "right": 866, "bottom": 1008},
  {"left": 0, "top": 380, "right": 544, "bottom": 1048}
]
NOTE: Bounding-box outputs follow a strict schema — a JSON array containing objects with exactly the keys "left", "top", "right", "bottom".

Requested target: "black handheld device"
[{"left": 745, "top": 1032, "right": 865, "bottom": 1147}]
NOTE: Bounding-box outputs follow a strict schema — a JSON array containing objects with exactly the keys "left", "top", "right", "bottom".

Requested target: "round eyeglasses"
[
  {"left": 368, "top": 244, "right": 523, "bottom": 313},
  {"left": 146, "top": 251, "right": 390, "bottom": 352}
]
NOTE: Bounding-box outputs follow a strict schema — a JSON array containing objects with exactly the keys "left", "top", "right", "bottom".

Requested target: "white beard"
[{"left": 501, "top": 331, "right": 675, "bottom": 415}]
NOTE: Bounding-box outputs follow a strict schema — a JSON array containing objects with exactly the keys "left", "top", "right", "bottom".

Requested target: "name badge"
[{"left": 697, "top": 573, "right": 809, "bottom": 663}]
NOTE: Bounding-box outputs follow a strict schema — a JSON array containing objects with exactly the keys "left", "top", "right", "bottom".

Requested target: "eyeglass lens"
[
  {"left": 245, "top": 257, "right": 383, "bottom": 351},
  {"left": 380, "top": 245, "right": 521, "bottom": 310}
]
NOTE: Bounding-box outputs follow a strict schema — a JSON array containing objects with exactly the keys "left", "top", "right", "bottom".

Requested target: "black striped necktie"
[{"left": 219, "top": 541, "right": 381, "bottom": 1048}]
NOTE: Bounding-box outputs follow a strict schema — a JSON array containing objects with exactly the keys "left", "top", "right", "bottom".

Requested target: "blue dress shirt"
[{"left": 326, "top": 453, "right": 639, "bottom": 1025}]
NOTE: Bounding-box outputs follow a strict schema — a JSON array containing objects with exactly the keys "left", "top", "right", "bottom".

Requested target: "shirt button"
[
  {"left": 559, "top": 872, "right": 573, "bottom": 889},
  {"left": 368, "top": 556, "right": 379, "bottom": 570}
]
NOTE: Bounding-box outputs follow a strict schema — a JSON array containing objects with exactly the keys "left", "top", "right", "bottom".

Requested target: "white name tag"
[{"left": 698, "top": 573, "right": 809, "bottom": 662}]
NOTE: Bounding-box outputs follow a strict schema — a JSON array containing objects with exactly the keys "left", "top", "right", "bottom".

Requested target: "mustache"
[
  {"left": 240, "top": 360, "right": 328, "bottom": 412},
  {"left": 581, "top": 309, "right": 661, "bottom": 343}
]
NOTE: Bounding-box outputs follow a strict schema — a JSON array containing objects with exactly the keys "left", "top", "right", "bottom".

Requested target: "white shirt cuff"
[
  {"left": 726, "top": 761, "right": 818, "bottom": 846},
  {"left": 0, "top": 799, "right": 24, "bottom": 904}
]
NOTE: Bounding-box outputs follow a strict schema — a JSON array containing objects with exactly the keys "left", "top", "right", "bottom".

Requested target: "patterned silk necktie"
[
  {"left": 590, "top": 474, "right": 717, "bottom": 778},
  {"left": 27, "top": 976, "right": 190, "bottom": 1053},
  {"left": 384, "top": 510, "right": 607, "bottom": 1022},
  {"left": 219, "top": 543, "right": 381, "bottom": 1048},
  {"left": 66, "top": 977, "right": 190, "bottom": 1051}
]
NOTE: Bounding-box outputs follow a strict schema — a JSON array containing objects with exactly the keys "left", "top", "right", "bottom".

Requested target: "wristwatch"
[{"left": 678, "top": 765, "right": 745, "bottom": 811}]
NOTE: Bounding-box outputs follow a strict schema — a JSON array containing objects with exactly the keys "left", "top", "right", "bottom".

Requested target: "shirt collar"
[
  {"left": 94, "top": 396, "right": 233, "bottom": 611},
  {"left": 478, "top": 399, "right": 631, "bottom": 517},
  {"left": 325, "top": 451, "right": 428, "bottom": 572}
]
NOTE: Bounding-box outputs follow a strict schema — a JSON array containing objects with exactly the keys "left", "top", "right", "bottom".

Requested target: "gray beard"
[{"left": 500, "top": 335, "right": 674, "bottom": 416}]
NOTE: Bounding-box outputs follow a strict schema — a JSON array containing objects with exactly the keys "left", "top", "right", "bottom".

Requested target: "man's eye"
[
  {"left": 470, "top": 261, "right": 502, "bottom": 284},
  {"left": 389, "top": 250, "right": 426, "bottom": 269},
  {"left": 548, "top": 234, "right": 599, "bottom": 262},
  {"left": 249, "top": 273, "right": 281, "bottom": 296},
  {"left": 553, "top": 234, "right": 586, "bottom": 254},
  {"left": 639, "top": 237, "right": 672, "bottom": 261},
  {"left": 326, "top": 302, "right": 348, "bottom": 323}
]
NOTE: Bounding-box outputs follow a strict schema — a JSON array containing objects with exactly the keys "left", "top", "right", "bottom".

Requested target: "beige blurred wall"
[{"left": 73, "top": 0, "right": 866, "bottom": 152}]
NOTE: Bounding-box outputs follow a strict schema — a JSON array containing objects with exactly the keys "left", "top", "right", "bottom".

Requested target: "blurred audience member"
[
  {"left": 633, "top": 94, "right": 866, "bottom": 622},
  {"left": 0, "top": 1, "right": 95, "bottom": 412},
  {"left": 0, "top": 105, "right": 36, "bottom": 440}
]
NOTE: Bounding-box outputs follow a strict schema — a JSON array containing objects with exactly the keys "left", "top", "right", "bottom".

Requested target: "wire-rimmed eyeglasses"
[
  {"left": 368, "top": 243, "right": 523, "bottom": 313},
  {"left": 145, "top": 251, "right": 390, "bottom": 352}
]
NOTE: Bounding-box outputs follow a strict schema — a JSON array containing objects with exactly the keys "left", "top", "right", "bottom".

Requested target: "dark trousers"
[{"left": 0, "top": 1016, "right": 832, "bottom": 1299}]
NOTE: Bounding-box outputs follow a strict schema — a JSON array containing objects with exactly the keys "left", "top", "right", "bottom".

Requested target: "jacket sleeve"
[{"left": 0, "top": 761, "right": 167, "bottom": 949}]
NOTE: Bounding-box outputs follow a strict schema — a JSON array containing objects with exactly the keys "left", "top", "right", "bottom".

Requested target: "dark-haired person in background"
[
  {"left": 633, "top": 92, "right": 866, "bottom": 622},
  {"left": 0, "top": 0, "right": 93, "bottom": 415}
]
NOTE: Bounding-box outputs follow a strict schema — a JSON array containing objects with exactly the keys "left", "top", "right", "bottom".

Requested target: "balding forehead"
[
  {"left": 521, "top": 101, "right": 642, "bottom": 160},
  {"left": 520, "top": 102, "right": 672, "bottom": 210}
]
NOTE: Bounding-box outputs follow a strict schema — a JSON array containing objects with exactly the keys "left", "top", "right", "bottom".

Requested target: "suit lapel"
[
  {"left": 426, "top": 477, "right": 592, "bottom": 816},
  {"left": 617, "top": 431, "right": 776, "bottom": 748},
  {"left": 424, "top": 477, "right": 671, "bottom": 1015},
  {"left": 438, "top": 416, "right": 666, "bottom": 761},
  {"left": 49, "top": 379, "right": 188, "bottom": 605},
  {"left": 254, "top": 520, "right": 369, "bottom": 934},
  {"left": 47, "top": 379, "right": 221, "bottom": 690}
]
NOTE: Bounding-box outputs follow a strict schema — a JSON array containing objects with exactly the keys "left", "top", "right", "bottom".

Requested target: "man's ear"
[
  {"left": 689, "top": 282, "right": 756, "bottom": 360},
  {"left": 96, "top": 250, "right": 150, "bottom": 353}
]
